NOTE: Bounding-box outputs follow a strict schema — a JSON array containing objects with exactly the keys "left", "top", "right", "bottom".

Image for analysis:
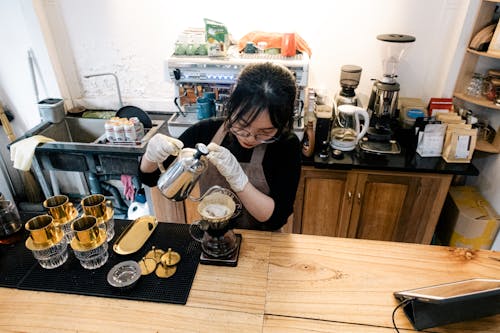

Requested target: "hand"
[
  {"left": 207, "top": 143, "right": 248, "bottom": 192},
  {"left": 144, "top": 134, "right": 183, "bottom": 163}
]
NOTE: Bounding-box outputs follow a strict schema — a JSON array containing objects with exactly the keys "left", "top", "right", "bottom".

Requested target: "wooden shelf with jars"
[{"left": 453, "top": 0, "right": 500, "bottom": 154}]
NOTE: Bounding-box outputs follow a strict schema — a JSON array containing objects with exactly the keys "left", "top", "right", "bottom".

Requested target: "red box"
[{"left": 428, "top": 98, "right": 453, "bottom": 116}]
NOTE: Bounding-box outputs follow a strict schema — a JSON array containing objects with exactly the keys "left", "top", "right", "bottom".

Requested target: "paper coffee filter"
[{"left": 197, "top": 192, "right": 235, "bottom": 221}]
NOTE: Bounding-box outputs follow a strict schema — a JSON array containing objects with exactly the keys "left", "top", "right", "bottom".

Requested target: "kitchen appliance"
[
  {"left": 334, "top": 65, "right": 362, "bottom": 108},
  {"left": 363, "top": 34, "right": 416, "bottom": 154},
  {"left": 165, "top": 47, "right": 309, "bottom": 138},
  {"left": 330, "top": 105, "right": 369, "bottom": 151}
]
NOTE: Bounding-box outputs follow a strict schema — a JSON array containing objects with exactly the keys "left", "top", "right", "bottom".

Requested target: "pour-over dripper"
[{"left": 189, "top": 186, "right": 242, "bottom": 258}]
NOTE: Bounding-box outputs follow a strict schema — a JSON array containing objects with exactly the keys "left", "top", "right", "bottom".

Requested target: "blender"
[{"left": 362, "top": 34, "right": 416, "bottom": 154}]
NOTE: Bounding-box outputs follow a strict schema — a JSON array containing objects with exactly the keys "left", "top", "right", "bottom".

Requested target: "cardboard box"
[
  {"left": 437, "top": 186, "right": 500, "bottom": 250},
  {"left": 428, "top": 97, "right": 453, "bottom": 116}
]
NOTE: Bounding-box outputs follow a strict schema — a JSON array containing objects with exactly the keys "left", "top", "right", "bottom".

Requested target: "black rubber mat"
[
  {"left": 2, "top": 220, "right": 201, "bottom": 305},
  {"left": 0, "top": 230, "right": 37, "bottom": 287}
]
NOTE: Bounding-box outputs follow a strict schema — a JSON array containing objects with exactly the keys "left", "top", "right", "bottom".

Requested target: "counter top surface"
[
  {"left": 307, "top": 145, "right": 479, "bottom": 176},
  {"left": 1, "top": 228, "right": 498, "bottom": 332}
]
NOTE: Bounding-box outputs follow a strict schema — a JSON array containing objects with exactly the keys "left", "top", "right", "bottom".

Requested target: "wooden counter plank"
[
  {"left": 0, "top": 288, "right": 263, "bottom": 333},
  {"left": 263, "top": 315, "right": 413, "bottom": 332},
  {"left": 266, "top": 233, "right": 500, "bottom": 332},
  {"left": 186, "top": 229, "right": 272, "bottom": 314}
]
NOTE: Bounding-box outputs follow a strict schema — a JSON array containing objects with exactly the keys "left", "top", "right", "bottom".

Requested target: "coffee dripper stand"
[
  {"left": 362, "top": 34, "right": 416, "bottom": 154},
  {"left": 188, "top": 185, "right": 243, "bottom": 266}
]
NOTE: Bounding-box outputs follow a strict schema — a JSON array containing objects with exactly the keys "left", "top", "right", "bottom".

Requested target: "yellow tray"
[{"left": 113, "top": 216, "right": 158, "bottom": 255}]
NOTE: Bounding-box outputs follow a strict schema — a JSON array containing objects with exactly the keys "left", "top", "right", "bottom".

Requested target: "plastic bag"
[{"left": 204, "top": 18, "right": 228, "bottom": 57}]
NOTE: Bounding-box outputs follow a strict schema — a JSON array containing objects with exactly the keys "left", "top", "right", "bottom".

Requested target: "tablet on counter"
[{"left": 393, "top": 278, "right": 500, "bottom": 304}]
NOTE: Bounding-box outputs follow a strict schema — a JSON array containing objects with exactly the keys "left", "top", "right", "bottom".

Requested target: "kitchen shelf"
[
  {"left": 467, "top": 47, "right": 500, "bottom": 59},
  {"left": 476, "top": 136, "right": 500, "bottom": 153},
  {"left": 454, "top": 92, "right": 500, "bottom": 110},
  {"left": 453, "top": 0, "right": 500, "bottom": 154}
]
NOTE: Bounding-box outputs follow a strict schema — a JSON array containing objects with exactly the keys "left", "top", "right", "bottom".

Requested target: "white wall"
[
  {"left": 37, "top": 0, "right": 469, "bottom": 112},
  {"left": 0, "top": 0, "right": 61, "bottom": 200}
]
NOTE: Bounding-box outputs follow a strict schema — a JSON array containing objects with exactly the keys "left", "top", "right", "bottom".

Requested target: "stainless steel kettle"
[{"left": 157, "top": 143, "right": 209, "bottom": 201}]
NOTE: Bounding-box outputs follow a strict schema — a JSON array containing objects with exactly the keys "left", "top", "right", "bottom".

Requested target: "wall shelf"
[
  {"left": 467, "top": 47, "right": 500, "bottom": 59},
  {"left": 454, "top": 92, "right": 500, "bottom": 110},
  {"left": 453, "top": 0, "right": 500, "bottom": 154}
]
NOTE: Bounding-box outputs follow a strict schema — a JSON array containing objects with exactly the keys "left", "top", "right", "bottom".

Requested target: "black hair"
[{"left": 224, "top": 62, "right": 297, "bottom": 134}]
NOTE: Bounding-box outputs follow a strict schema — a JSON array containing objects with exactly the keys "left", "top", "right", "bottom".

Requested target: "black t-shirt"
[{"left": 139, "top": 118, "right": 302, "bottom": 230}]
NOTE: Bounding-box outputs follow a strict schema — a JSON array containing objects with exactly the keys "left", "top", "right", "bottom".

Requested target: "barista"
[{"left": 139, "top": 62, "right": 301, "bottom": 231}]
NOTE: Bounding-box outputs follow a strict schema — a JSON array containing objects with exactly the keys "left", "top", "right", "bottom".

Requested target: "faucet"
[{"left": 84, "top": 72, "right": 124, "bottom": 108}]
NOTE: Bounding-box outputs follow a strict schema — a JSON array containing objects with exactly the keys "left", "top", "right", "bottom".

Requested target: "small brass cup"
[
  {"left": 43, "top": 195, "right": 71, "bottom": 221},
  {"left": 72, "top": 216, "right": 101, "bottom": 246},
  {"left": 81, "top": 194, "right": 108, "bottom": 219},
  {"left": 25, "top": 215, "right": 59, "bottom": 246}
]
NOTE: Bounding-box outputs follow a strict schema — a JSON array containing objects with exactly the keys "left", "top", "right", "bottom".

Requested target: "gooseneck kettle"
[{"left": 157, "top": 143, "right": 209, "bottom": 201}]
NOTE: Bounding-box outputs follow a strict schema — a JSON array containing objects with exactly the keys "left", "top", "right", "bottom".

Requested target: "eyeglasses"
[{"left": 229, "top": 127, "right": 280, "bottom": 143}]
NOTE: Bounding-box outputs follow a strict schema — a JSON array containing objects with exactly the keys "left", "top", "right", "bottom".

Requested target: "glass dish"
[{"left": 107, "top": 260, "right": 141, "bottom": 289}]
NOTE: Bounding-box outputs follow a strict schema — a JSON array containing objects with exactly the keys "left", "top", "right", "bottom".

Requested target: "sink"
[
  {"left": 21, "top": 116, "right": 165, "bottom": 175},
  {"left": 167, "top": 108, "right": 199, "bottom": 138}
]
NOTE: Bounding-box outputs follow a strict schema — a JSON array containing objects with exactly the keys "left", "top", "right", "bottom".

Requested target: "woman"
[{"left": 139, "top": 62, "right": 301, "bottom": 231}]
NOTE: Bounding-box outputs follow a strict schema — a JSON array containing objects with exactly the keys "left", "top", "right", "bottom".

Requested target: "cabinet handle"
[
  {"left": 348, "top": 191, "right": 352, "bottom": 200},
  {"left": 357, "top": 192, "right": 362, "bottom": 204}
]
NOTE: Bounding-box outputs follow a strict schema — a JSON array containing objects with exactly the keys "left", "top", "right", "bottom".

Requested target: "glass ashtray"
[{"left": 107, "top": 260, "right": 141, "bottom": 289}]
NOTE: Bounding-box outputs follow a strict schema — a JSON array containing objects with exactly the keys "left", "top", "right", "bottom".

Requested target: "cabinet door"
[
  {"left": 295, "top": 167, "right": 356, "bottom": 237},
  {"left": 348, "top": 171, "right": 451, "bottom": 244}
]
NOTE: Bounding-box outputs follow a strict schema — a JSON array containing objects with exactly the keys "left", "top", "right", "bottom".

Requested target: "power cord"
[{"left": 392, "top": 298, "right": 413, "bottom": 332}]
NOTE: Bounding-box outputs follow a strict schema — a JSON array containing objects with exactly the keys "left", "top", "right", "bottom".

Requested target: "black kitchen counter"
[
  {"left": 305, "top": 144, "right": 479, "bottom": 176},
  {"left": 62, "top": 111, "right": 478, "bottom": 176}
]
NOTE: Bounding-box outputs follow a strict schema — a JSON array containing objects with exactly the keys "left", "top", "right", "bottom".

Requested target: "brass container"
[
  {"left": 43, "top": 195, "right": 72, "bottom": 221},
  {"left": 81, "top": 194, "right": 108, "bottom": 219},
  {"left": 25, "top": 214, "right": 63, "bottom": 250},
  {"left": 72, "top": 215, "right": 102, "bottom": 246}
]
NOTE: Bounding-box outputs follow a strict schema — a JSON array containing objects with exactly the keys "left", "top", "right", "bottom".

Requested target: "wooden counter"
[{"left": 1, "top": 230, "right": 499, "bottom": 332}]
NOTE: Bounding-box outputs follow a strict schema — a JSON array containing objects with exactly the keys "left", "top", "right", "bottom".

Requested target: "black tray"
[{"left": 1, "top": 220, "right": 201, "bottom": 305}]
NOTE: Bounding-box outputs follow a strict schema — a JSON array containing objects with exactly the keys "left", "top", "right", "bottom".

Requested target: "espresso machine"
[{"left": 361, "top": 34, "right": 416, "bottom": 154}]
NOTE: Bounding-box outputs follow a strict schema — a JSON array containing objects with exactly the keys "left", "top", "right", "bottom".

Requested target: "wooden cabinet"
[
  {"left": 293, "top": 166, "right": 452, "bottom": 244},
  {"left": 453, "top": 0, "right": 500, "bottom": 153}
]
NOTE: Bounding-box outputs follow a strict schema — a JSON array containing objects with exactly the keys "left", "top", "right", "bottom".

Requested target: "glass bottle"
[{"left": 301, "top": 120, "right": 315, "bottom": 158}]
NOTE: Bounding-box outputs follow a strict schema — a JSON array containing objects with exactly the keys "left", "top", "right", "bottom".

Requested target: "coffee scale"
[{"left": 360, "top": 34, "right": 416, "bottom": 154}]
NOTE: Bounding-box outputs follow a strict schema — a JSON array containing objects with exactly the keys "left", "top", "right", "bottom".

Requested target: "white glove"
[
  {"left": 144, "top": 134, "right": 184, "bottom": 163},
  {"left": 207, "top": 143, "right": 248, "bottom": 192}
]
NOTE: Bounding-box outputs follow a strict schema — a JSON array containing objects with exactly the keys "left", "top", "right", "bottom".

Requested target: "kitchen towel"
[
  {"left": 121, "top": 174, "right": 135, "bottom": 201},
  {"left": 10, "top": 135, "right": 54, "bottom": 171}
]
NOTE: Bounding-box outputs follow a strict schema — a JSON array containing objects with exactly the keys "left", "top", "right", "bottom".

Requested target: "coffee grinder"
[
  {"left": 361, "top": 34, "right": 416, "bottom": 154},
  {"left": 334, "top": 65, "right": 362, "bottom": 108}
]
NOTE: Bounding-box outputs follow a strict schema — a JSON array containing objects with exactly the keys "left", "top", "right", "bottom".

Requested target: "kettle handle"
[{"left": 355, "top": 108, "right": 370, "bottom": 141}]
